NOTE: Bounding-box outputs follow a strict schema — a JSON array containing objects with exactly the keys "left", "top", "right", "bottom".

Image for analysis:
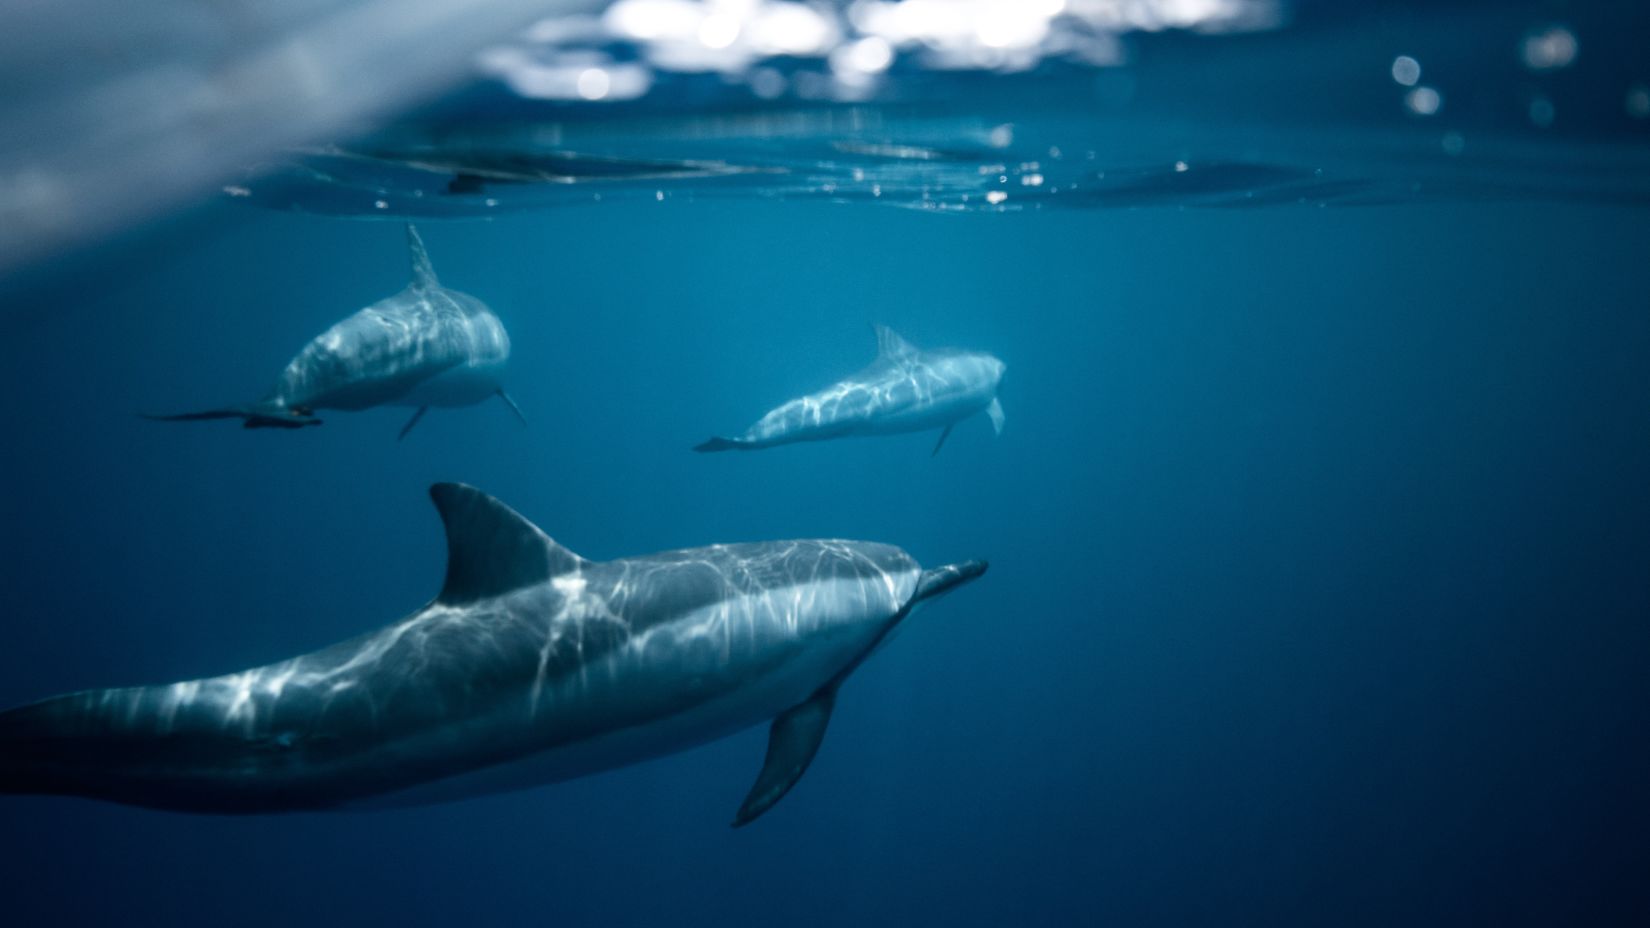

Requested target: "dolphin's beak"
[{"left": 912, "top": 559, "right": 989, "bottom": 603}]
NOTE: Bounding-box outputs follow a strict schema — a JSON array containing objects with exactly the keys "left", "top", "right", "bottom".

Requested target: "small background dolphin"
[
  {"left": 146, "top": 225, "right": 523, "bottom": 438},
  {"left": 696, "top": 325, "right": 1005, "bottom": 455}
]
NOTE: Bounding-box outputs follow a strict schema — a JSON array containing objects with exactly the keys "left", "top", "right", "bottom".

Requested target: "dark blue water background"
[{"left": 2, "top": 2, "right": 1648, "bottom": 924}]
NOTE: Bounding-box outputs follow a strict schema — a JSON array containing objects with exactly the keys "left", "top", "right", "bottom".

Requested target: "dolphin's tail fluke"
[
  {"left": 141, "top": 406, "right": 321, "bottom": 430},
  {"left": 693, "top": 436, "right": 755, "bottom": 453}
]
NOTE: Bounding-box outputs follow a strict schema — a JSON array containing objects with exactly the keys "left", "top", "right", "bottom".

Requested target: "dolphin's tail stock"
[
  {"left": 0, "top": 691, "right": 171, "bottom": 807},
  {"left": 0, "top": 687, "right": 278, "bottom": 811},
  {"left": 693, "top": 436, "right": 756, "bottom": 453},
  {"left": 0, "top": 697, "right": 64, "bottom": 798},
  {"left": 142, "top": 403, "right": 321, "bottom": 429},
  {"left": 0, "top": 710, "right": 29, "bottom": 796}
]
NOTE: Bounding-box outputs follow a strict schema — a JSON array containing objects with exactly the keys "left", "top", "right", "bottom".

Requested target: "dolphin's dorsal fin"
[
  {"left": 429, "top": 483, "right": 585, "bottom": 605},
  {"left": 407, "top": 224, "right": 439, "bottom": 290},
  {"left": 873, "top": 324, "right": 919, "bottom": 360}
]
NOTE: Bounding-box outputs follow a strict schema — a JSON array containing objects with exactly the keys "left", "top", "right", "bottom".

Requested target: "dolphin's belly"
[
  {"left": 394, "top": 359, "right": 505, "bottom": 407},
  {"left": 279, "top": 339, "right": 458, "bottom": 410},
  {"left": 855, "top": 389, "right": 994, "bottom": 434},
  {"left": 297, "top": 370, "right": 439, "bottom": 410}
]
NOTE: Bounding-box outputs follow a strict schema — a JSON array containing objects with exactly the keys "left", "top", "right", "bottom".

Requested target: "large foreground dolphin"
[
  {"left": 0, "top": 484, "right": 986, "bottom": 825},
  {"left": 146, "top": 226, "right": 523, "bottom": 438},
  {"left": 695, "top": 326, "right": 1005, "bottom": 455}
]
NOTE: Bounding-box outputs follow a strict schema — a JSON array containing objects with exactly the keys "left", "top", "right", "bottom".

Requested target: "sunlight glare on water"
[{"left": 479, "top": 0, "right": 1284, "bottom": 102}]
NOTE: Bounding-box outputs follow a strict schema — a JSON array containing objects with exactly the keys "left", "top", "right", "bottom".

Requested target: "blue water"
[{"left": 3, "top": 2, "right": 1650, "bottom": 924}]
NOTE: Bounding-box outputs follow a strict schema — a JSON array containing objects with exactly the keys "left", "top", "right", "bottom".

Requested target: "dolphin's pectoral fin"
[
  {"left": 986, "top": 397, "right": 1005, "bottom": 436},
  {"left": 732, "top": 685, "right": 837, "bottom": 828},
  {"left": 931, "top": 424, "right": 954, "bottom": 457},
  {"left": 428, "top": 483, "right": 588, "bottom": 605},
  {"left": 397, "top": 406, "right": 428, "bottom": 441},
  {"left": 496, "top": 390, "right": 527, "bottom": 427}
]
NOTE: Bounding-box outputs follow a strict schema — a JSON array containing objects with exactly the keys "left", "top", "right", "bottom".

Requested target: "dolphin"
[
  {"left": 0, "top": 484, "right": 986, "bottom": 825},
  {"left": 695, "top": 326, "right": 1005, "bottom": 455},
  {"left": 145, "top": 225, "right": 524, "bottom": 438}
]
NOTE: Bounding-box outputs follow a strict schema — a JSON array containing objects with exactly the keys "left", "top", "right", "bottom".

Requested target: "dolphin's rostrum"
[
  {"left": 145, "top": 225, "right": 524, "bottom": 438},
  {"left": 696, "top": 325, "right": 1005, "bottom": 455},
  {"left": 0, "top": 485, "right": 986, "bottom": 825}
]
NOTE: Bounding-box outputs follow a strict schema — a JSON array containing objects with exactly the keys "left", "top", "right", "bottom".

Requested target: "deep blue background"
[{"left": 2, "top": 190, "right": 1647, "bottom": 924}]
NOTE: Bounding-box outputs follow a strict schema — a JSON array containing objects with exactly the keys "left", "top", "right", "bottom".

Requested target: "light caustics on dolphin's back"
[{"left": 0, "top": 485, "right": 589, "bottom": 812}]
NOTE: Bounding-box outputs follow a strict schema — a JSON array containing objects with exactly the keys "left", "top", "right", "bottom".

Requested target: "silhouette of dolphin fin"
[
  {"left": 141, "top": 406, "right": 320, "bottom": 429},
  {"left": 732, "top": 684, "right": 837, "bottom": 827},
  {"left": 931, "top": 424, "right": 954, "bottom": 456},
  {"left": 446, "top": 174, "right": 488, "bottom": 195},
  {"left": 496, "top": 390, "right": 527, "bottom": 426},
  {"left": 693, "top": 436, "right": 754, "bottom": 453},
  {"left": 397, "top": 406, "right": 428, "bottom": 440}
]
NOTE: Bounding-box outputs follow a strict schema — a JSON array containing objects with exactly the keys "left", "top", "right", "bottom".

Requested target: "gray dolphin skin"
[
  {"left": 695, "top": 326, "right": 1006, "bottom": 455},
  {"left": 146, "top": 225, "right": 524, "bottom": 438},
  {"left": 0, "top": 484, "right": 986, "bottom": 826}
]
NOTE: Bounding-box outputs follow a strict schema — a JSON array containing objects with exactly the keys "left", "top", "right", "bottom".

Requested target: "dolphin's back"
[{"left": 604, "top": 540, "right": 917, "bottom": 610}]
